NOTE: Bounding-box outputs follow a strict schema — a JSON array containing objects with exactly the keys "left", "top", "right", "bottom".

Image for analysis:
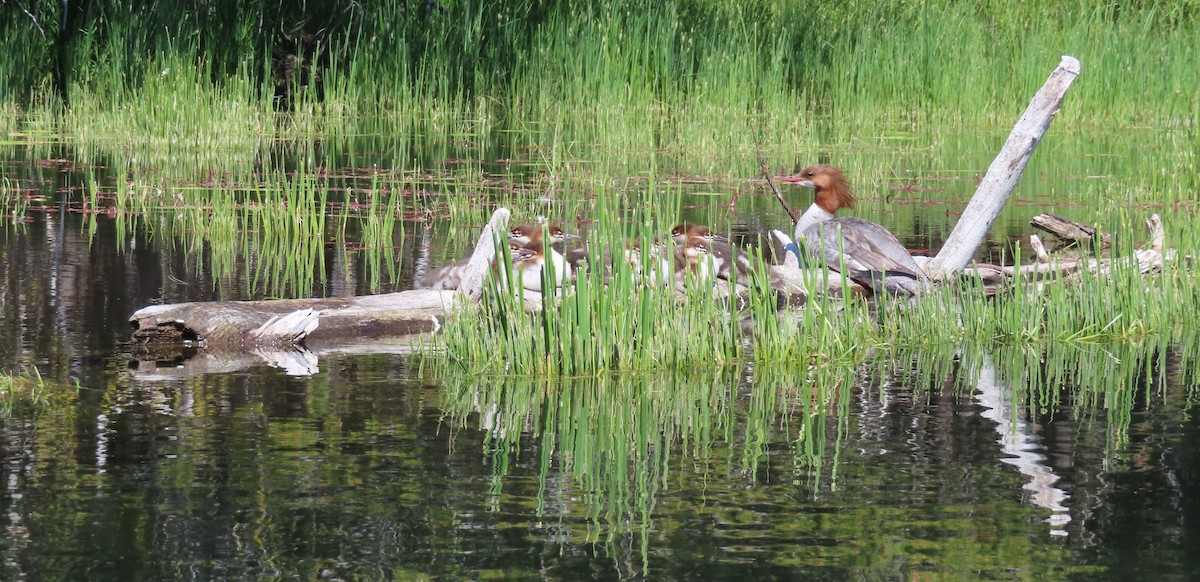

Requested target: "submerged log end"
[{"left": 130, "top": 303, "right": 206, "bottom": 345}]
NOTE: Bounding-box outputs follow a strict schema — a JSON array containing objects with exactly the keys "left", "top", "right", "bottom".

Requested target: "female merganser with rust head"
[{"left": 778, "top": 164, "right": 929, "bottom": 296}]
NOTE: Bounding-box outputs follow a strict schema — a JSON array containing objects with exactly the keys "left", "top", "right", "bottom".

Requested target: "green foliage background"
[{"left": 2, "top": 0, "right": 1197, "bottom": 125}]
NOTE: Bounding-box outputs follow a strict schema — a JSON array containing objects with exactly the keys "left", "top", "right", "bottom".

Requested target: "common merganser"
[
  {"left": 623, "top": 238, "right": 675, "bottom": 286},
  {"left": 420, "top": 224, "right": 576, "bottom": 290},
  {"left": 507, "top": 239, "right": 572, "bottom": 292},
  {"left": 671, "top": 222, "right": 749, "bottom": 283},
  {"left": 507, "top": 223, "right": 576, "bottom": 248},
  {"left": 674, "top": 237, "right": 717, "bottom": 284},
  {"left": 778, "top": 164, "right": 929, "bottom": 296}
]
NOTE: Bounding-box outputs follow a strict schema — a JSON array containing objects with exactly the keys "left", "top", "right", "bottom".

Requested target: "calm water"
[{"left": 2, "top": 131, "right": 1199, "bottom": 579}]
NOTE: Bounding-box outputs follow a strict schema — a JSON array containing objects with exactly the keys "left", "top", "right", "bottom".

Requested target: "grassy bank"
[{"left": 3, "top": 2, "right": 1198, "bottom": 132}]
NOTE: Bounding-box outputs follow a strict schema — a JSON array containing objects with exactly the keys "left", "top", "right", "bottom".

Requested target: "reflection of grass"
[
  {"left": 0, "top": 369, "right": 46, "bottom": 414},
  {"left": 437, "top": 337, "right": 1185, "bottom": 576},
  {"left": 439, "top": 367, "right": 853, "bottom": 575}
]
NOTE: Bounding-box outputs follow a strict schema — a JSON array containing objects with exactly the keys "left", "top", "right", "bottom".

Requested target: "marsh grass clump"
[
  {"left": 437, "top": 205, "right": 1200, "bottom": 379},
  {"left": 0, "top": 177, "right": 29, "bottom": 223},
  {"left": 7, "top": 1, "right": 1199, "bottom": 180},
  {"left": 882, "top": 217, "right": 1200, "bottom": 349},
  {"left": 68, "top": 53, "right": 272, "bottom": 178},
  {"left": 442, "top": 225, "right": 750, "bottom": 376}
]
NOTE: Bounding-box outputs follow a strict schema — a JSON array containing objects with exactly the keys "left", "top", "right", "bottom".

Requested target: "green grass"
[
  {"left": 3, "top": 1, "right": 1199, "bottom": 387},
  {"left": 0, "top": 368, "right": 48, "bottom": 414},
  {"left": 4, "top": 2, "right": 1199, "bottom": 164},
  {"left": 434, "top": 199, "right": 1200, "bottom": 377}
]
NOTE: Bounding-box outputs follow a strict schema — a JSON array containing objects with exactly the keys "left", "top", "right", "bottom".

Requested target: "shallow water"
[{"left": 2, "top": 129, "right": 1199, "bottom": 579}]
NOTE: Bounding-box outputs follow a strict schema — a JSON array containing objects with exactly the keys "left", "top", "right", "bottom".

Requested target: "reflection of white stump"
[{"left": 974, "top": 356, "right": 1071, "bottom": 536}]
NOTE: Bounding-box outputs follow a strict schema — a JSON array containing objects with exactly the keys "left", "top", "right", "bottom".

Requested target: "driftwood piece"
[
  {"left": 460, "top": 208, "right": 510, "bottom": 301},
  {"left": 129, "top": 208, "right": 516, "bottom": 353},
  {"left": 995, "top": 213, "right": 1167, "bottom": 281},
  {"left": 1029, "top": 235, "right": 1051, "bottom": 263},
  {"left": 924, "top": 56, "right": 1081, "bottom": 280},
  {"left": 1030, "top": 213, "right": 1112, "bottom": 249},
  {"left": 130, "top": 290, "right": 462, "bottom": 349}
]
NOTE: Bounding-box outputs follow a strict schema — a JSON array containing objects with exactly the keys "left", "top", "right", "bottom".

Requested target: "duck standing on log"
[{"left": 777, "top": 164, "right": 929, "bottom": 296}]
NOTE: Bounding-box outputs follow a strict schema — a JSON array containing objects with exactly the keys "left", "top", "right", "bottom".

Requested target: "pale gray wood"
[
  {"left": 130, "top": 289, "right": 461, "bottom": 349},
  {"left": 460, "top": 208, "right": 510, "bottom": 301},
  {"left": 925, "top": 56, "right": 1081, "bottom": 279}
]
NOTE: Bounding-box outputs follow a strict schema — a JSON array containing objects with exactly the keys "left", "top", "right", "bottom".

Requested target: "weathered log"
[
  {"left": 924, "top": 56, "right": 1081, "bottom": 279},
  {"left": 129, "top": 208, "right": 515, "bottom": 351},
  {"left": 994, "top": 213, "right": 1168, "bottom": 281},
  {"left": 130, "top": 289, "right": 462, "bottom": 349},
  {"left": 1030, "top": 213, "right": 1112, "bottom": 249}
]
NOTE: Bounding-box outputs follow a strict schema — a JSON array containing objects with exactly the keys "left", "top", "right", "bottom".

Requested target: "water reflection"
[
  {"left": 3, "top": 131, "right": 1200, "bottom": 577},
  {"left": 972, "top": 354, "right": 1071, "bottom": 535},
  {"left": 0, "top": 337, "right": 1198, "bottom": 577}
]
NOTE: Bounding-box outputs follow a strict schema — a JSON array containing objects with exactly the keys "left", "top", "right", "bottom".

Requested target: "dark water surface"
[{"left": 2, "top": 136, "right": 1199, "bottom": 579}]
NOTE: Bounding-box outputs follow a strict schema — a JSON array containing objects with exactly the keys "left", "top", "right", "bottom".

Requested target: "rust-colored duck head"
[
  {"left": 779, "top": 164, "right": 856, "bottom": 214},
  {"left": 508, "top": 223, "right": 577, "bottom": 247}
]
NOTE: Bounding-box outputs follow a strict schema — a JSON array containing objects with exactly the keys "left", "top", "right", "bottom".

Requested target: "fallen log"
[
  {"left": 129, "top": 208, "right": 515, "bottom": 352},
  {"left": 1030, "top": 213, "right": 1112, "bottom": 250},
  {"left": 130, "top": 289, "right": 461, "bottom": 349},
  {"left": 952, "top": 213, "right": 1168, "bottom": 288}
]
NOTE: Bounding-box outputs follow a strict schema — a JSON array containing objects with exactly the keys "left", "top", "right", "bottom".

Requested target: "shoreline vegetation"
[
  {"left": 3, "top": 1, "right": 1199, "bottom": 381},
  {"left": 3, "top": 2, "right": 1198, "bottom": 135}
]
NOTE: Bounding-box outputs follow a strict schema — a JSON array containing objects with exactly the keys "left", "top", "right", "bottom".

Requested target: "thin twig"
[
  {"left": 19, "top": 4, "right": 46, "bottom": 38},
  {"left": 752, "top": 120, "right": 796, "bottom": 224}
]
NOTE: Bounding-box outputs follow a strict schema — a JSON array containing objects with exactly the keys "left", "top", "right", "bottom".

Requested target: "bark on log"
[{"left": 924, "top": 56, "right": 1081, "bottom": 280}]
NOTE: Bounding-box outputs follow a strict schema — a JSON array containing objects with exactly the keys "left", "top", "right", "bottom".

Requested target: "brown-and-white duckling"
[
  {"left": 507, "top": 223, "right": 577, "bottom": 248},
  {"left": 621, "top": 238, "right": 675, "bottom": 286},
  {"left": 507, "top": 239, "right": 572, "bottom": 292},
  {"left": 674, "top": 236, "right": 719, "bottom": 284},
  {"left": 670, "top": 222, "right": 750, "bottom": 283}
]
